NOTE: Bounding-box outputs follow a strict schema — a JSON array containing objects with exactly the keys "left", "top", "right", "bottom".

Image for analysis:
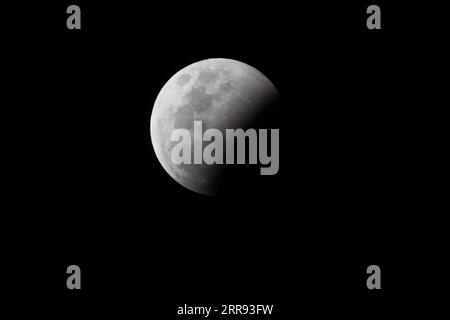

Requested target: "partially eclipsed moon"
[{"left": 150, "top": 58, "right": 278, "bottom": 195}]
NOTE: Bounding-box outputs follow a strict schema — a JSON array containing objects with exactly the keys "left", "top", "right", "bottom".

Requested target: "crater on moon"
[{"left": 177, "top": 74, "right": 191, "bottom": 86}]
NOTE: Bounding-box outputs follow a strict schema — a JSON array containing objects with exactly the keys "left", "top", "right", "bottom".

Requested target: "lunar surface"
[{"left": 150, "top": 58, "right": 278, "bottom": 195}]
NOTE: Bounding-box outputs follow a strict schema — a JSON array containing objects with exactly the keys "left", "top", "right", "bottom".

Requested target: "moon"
[{"left": 150, "top": 58, "right": 278, "bottom": 195}]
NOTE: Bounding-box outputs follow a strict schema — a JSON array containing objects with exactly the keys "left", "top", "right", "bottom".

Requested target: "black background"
[{"left": 1, "top": 0, "right": 448, "bottom": 306}]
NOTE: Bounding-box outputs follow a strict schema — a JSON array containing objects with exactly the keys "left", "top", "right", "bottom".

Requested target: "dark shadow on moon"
[
  {"left": 174, "top": 81, "right": 280, "bottom": 196},
  {"left": 214, "top": 93, "right": 281, "bottom": 196},
  {"left": 169, "top": 92, "right": 280, "bottom": 197}
]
